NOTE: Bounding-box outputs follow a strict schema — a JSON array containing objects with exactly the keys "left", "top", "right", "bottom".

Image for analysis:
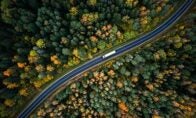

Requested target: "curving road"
[{"left": 18, "top": 0, "right": 194, "bottom": 117}]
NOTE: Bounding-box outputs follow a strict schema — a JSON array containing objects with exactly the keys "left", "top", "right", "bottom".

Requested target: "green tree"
[
  {"left": 0, "top": 0, "right": 14, "bottom": 23},
  {"left": 62, "top": 48, "right": 71, "bottom": 56},
  {"left": 97, "top": 40, "right": 106, "bottom": 50},
  {"left": 78, "top": 48, "right": 87, "bottom": 60}
]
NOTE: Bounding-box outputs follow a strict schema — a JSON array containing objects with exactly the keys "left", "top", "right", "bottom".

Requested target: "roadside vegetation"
[
  {"left": 32, "top": 6, "right": 196, "bottom": 118},
  {"left": 0, "top": 0, "right": 181, "bottom": 117}
]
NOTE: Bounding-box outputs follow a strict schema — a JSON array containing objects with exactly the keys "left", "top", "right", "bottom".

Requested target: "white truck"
[{"left": 102, "top": 50, "right": 116, "bottom": 58}]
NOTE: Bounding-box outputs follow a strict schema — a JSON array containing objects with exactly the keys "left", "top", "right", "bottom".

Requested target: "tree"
[
  {"left": 123, "top": 31, "right": 137, "bottom": 40},
  {"left": 120, "top": 66, "right": 126, "bottom": 75},
  {"left": 97, "top": 40, "right": 106, "bottom": 50},
  {"left": 78, "top": 48, "right": 87, "bottom": 60},
  {"left": 36, "top": 39, "right": 46, "bottom": 48},
  {"left": 4, "top": 99, "right": 15, "bottom": 107},
  {"left": 0, "top": 104, "right": 8, "bottom": 117},
  {"left": 62, "top": 48, "right": 71, "bottom": 56},
  {"left": 0, "top": 0, "right": 14, "bottom": 23},
  {"left": 132, "top": 19, "right": 140, "bottom": 30},
  {"left": 112, "top": 13, "right": 122, "bottom": 24},
  {"left": 19, "top": 88, "right": 28, "bottom": 96},
  {"left": 72, "top": 48, "right": 79, "bottom": 58},
  {"left": 87, "top": 0, "right": 97, "bottom": 6},
  {"left": 69, "top": 7, "right": 78, "bottom": 16}
]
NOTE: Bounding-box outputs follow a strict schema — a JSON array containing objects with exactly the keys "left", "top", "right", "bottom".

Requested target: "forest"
[
  {"left": 32, "top": 7, "right": 196, "bottom": 117},
  {"left": 0, "top": 0, "right": 195, "bottom": 117}
]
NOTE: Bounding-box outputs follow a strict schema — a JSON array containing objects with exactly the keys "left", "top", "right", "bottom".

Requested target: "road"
[{"left": 18, "top": 0, "right": 193, "bottom": 117}]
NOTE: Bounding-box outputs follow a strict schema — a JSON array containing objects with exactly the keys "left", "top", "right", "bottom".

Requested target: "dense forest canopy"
[
  {"left": 0, "top": 0, "right": 195, "bottom": 117},
  {"left": 32, "top": 8, "right": 196, "bottom": 117}
]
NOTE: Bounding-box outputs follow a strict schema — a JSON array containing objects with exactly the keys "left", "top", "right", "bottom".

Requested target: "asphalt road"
[{"left": 18, "top": 0, "right": 193, "bottom": 117}]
